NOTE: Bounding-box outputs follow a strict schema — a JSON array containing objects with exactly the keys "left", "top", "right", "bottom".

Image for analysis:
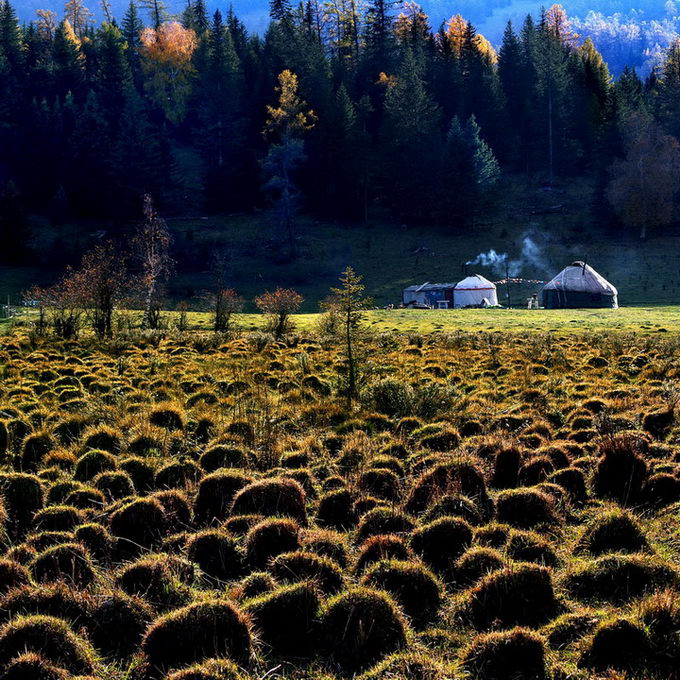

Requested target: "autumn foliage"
[{"left": 254, "top": 287, "right": 304, "bottom": 338}]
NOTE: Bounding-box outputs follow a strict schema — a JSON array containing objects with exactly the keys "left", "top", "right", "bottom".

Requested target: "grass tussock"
[{"left": 0, "top": 329, "right": 677, "bottom": 680}]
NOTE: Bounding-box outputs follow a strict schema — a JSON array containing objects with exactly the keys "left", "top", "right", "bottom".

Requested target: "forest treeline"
[{"left": 3, "top": 0, "right": 680, "bottom": 262}]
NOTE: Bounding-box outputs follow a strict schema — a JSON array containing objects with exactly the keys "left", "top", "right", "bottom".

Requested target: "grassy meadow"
[{"left": 0, "top": 316, "right": 678, "bottom": 680}]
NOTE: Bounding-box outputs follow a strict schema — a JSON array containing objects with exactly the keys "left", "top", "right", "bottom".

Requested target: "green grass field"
[
  {"left": 5, "top": 304, "right": 680, "bottom": 336},
  {"left": 5, "top": 174, "right": 680, "bottom": 311}
]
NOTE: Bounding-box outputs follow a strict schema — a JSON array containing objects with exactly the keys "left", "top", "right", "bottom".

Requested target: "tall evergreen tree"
[{"left": 122, "top": 0, "right": 143, "bottom": 87}]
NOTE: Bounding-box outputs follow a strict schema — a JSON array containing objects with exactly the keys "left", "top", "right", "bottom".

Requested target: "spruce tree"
[{"left": 122, "top": 0, "right": 143, "bottom": 87}]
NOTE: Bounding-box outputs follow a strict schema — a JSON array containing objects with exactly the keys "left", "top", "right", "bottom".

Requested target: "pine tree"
[
  {"left": 53, "top": 20, "right": 84, "bottom": 101},
  {"left": 96, "top": 22, "right": 132, "bottom": 129},
  {"left": 270, "top": 0, "right": 292, "bottom": 23},
  {"left": 657, "top": 39, "right": 680, "bottom": 139},
  {"left": 382, "top": 48, "right": 441, "bottom": 221},
  {"left": 196, "top": 9, "right": 244, "bottom": 211},
  {"left": 262, "top": 69, "right": 315, "bottom": 257},
  {"left": 122, "top": 0, "right": 143, "bottom": 86}
]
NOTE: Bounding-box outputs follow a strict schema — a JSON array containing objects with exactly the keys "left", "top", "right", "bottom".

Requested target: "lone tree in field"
[
  {"left": 254, "top": 287, "right": 303, "bottom": 338},
  {"left": 62, "top": 241, "right": 128, "bottom": 338},
  {"left": 607, "top": 112, "right": 680, "bottom": 239},
  {"left": 262, "top": 70, "right": 315, "bottom": 258},
  {"left": 207, "top": 249, "right": 243, "bottom": 333},
  {"left": 134, "top": 194, "right": 174, "bottom": 330},
  {"left": 324, "top": 267, "right": 372, "bottom": 406}
]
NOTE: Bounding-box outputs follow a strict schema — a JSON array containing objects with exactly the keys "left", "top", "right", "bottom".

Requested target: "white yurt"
[
  {"left": 542, "top": 262, "right": 618, "bottom": 309},
  {"left": 454, "top": 274, "right": 498, "bottom": 308}
]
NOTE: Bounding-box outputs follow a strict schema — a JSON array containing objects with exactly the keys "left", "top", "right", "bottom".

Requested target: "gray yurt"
[{"left": 542, "top": 262, "right": 618, "bottom": 309}]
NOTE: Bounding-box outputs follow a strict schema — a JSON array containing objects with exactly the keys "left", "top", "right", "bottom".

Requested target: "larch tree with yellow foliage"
[
  {"left": 140, "top": 21, "right": 197, "bottom": 125},
  {"left": 262, "top": 70, "right": 315, "bottom": 258}
]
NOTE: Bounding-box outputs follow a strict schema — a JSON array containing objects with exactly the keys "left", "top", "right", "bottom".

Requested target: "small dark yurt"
[{"left": 542, "top": 262, "right": 618, "bottom": 309}]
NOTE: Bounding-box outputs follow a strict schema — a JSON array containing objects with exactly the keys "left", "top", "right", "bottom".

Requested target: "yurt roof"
[
  {"left": 455, "top": 274, "right": 496, "bottom": 291},
  {"left": 543, "top": 262, "right": 617, "bottom": 295}
]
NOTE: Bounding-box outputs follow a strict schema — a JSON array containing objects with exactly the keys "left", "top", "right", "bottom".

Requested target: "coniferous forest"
[{"left": 3, "top": 0, "right": 680, "bottom": 268}]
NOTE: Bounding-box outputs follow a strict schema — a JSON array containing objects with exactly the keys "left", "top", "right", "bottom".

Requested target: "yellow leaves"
[
  {"left": 140, "top": 22, "right": 197, "bottom": 125},
  {"left": 445, "top": 14, "right": 467, "bottom": 56},
  {"left": 475, "top": 34, "right": 498, "bottom": 65},
  {"left": 140, "top": 21, "right": 197, "bottom": 67},
  {"left": 264, "top": 70, "right": 316, "bottom": 139},
  {"left": 63, "top": 19, "right": 81, "bottom": 48},
  {"left": 377, "top": 72, "right": 397, "bottom": 89}
]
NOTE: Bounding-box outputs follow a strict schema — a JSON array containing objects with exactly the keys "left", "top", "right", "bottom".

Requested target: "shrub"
[
  {"left": 0, "top": 615, "right": 96, "bottom": 674},
  {"left": 89, "top": 591, "right": 153, "bottom": 658},
  {"left": 74, "top": 450, "right": 117, "bottom": 482},
  {"left": 316, "top": 488, "right": 356, "bottom": 529},
  {"left": 454, "top": 547, "right": 505, "bottom": 588},
  {"left": 357, "top": 507, "right": 415, "bottom": 542},
  {"left": 543, "top": 612, "right": 599, "bottom": 649},
  {"left": 231, "top": 478, "right": 307, "bottom": 524},
  {"left": 467, "top": 564, "right": 559, "bottom": 630},
  {"left": 0, "top": 558, "right": 30, "bottom": 594},
  {"left": 319, "top": 587, "right": 408, "bottom": 672},
  {"left": 73, "top": 523, "right": 113, "bottom": 562},
  {"left": 575, "top": 509, "right": 650, "bottom": 555},
  {"left": 246, "top": 518, "right": 300, "bottom": 569},
  {"left": 301, "top": 529, "right": 349, "bottom": 568},
  {"left": 141, "top": 600, "right": 252, "bottom": 671},
  {"left": 271, "top": 550, "right": 343, "bottom": 594},
  {"left": 235, "top": 571, "right": 276, "bottom": 600},
  {"left": 406, "top": 460, "right": 490, "bottom": 517},
  {"left": 166, "top": 658, "right": 244, "bottom": 680},
  {"left": 565, "top": 554, "right": 678, "bottom": 604},
  {"left": 21, "top": 431, "right": 56, "bottom": 470},
  {"left": 496, "top": 488, "right": 558, "bottom": 529},
  {"left": 245, "top": 581, "right": 320, "bottom": 656},
  {"left": 361, "top": 559, "right": 442, "bottom": 628},
  {"left": 367, "top": 378, "right": 414, "bottom": 417},
  {"left": 33, "top": 505, "right": 84, "bottom": 532},
  {"left": 199, "top": 445, "right": 246, "bottom": 472},
  {"left": 507, "top": 530, "right": 558, "bottom": 566},
  {"left": 0, "top": 473, "right": 44, "bottom": 536},
  {"left": 358, "top": 468, "right": 401, "bottom": 501},
  {"left": 355, "top": 535, "right": 412, "bottom": 574},
  {"left": 151, "top": 489, "right": 192, "bottom": 527},
  {"left": 65, "top": 487, "right": 106, "bottom": 509},
  {"left": 93, "top": 471, "right": 135, "bottom": 501},
  {"left": 149, "top": 403, "right": 186, "bottom": 431},
  {"left": 194, "top": 470, "right": 252, "bottom": 524},
  {"left": 593, "top": 435, "right": 649, "bottom": 505},
  {"left": 155, "top": 460, "right": 203, "bottom": 490},
  {"left": 0, "top": 583, "right": 91, "bottom": 627},
  {"left": 474, "top": 522, "right": 510, "bottom": 548},
  {"left": 579, "top": 618, "right": 651, "bottom": 671},
  {"left": 0, "top": 420, "right": 7, "bottom": 457},
  {"left": 0, "top": 652, "right": 68, "bottom": 680},
  {"left": 410, "top": 517, "right": 473, "bottom": 579},
  {"left": 109, "top": 497, "right": 167, "bottom": 556},
  {"left": 422, "top": 494, "right": 482, "bottom": 525},
  {"left": 116, "top": 555, "right": 189, "bottom": 610},
  {"left": 549, "top": 467, "right": 588, "bottom": 503},
  {"left": 357, "top": 651, "right": 452, "bottom": 680},
  {"left": 186, "top": 530, "right": 245, "bottom": 582},
  {"left": 642, "top": 472, "right": 680, "bottom": 508},
  {"left": 81, "top": 425, "right": 123, "bottom": 454},
  {"left": 32, "top": 543, "right": 95, "bottom": 588},
  {"left": 491, "top": 447, "right": 522, "bottom": 489},
  {"left": 119, "top": 457, "right": 155, "bottom": 494},
  {"left": 462, "top": 628, "right": 547, "bottom": 680}
]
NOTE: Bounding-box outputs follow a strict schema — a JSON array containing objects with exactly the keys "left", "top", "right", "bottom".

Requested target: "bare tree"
[{"left": 134, "top": 194, "right": 174, "bottom": 329}]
